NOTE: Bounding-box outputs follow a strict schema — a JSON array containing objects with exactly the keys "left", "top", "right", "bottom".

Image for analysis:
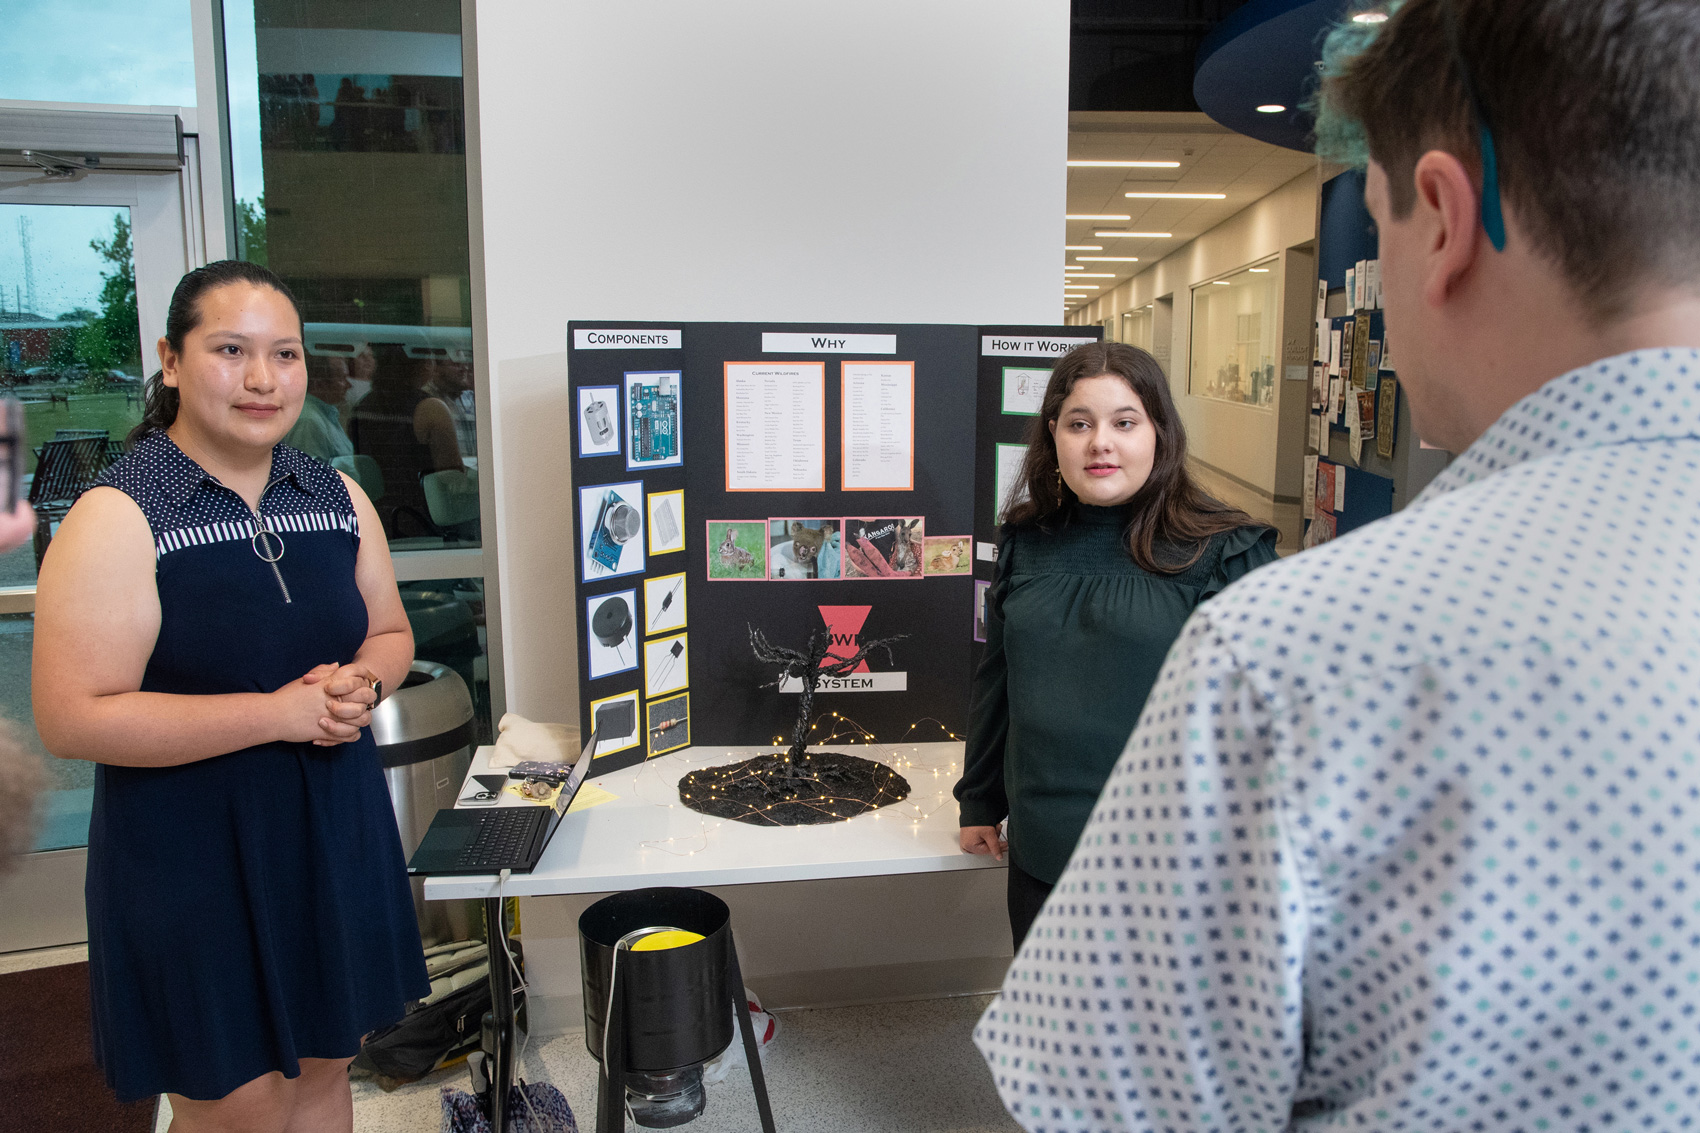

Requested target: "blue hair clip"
[{"left": 1477, "top": 123, "right": 1507, "bottom": 252}]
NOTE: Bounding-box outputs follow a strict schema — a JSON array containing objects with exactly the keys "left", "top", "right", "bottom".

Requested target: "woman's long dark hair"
[
  {"left": 128, "top": 260, "right": 303, "bottom": 447},
  {"left": 1002, "top": 341, "right": 1268, "bottom": 573}
]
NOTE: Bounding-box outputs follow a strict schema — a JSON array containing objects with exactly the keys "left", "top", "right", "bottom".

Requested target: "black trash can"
[
  {"left": 372, "top": 659, "right": 477, "bottom": 944},
  {"left": 581, "top": 888, "right": 757, "bottom": 1130}
]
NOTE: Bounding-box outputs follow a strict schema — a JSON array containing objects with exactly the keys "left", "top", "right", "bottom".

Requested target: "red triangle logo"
[{"left": 817, "top": 606, "right": 872, "bottom": 672}]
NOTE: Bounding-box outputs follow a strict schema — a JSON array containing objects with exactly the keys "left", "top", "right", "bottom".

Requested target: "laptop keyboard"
[{"left": 457, "top": 809, "right": 536, "bottom": 869}]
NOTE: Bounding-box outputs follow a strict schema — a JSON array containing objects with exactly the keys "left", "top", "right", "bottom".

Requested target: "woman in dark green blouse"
[{"left": 955, "top": 341, "right": 1278, "bottom": 947}]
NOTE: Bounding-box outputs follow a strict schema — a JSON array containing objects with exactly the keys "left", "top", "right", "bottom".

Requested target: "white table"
[
  {"left": 421, "top": 740, "right": 994, "bottom": 1130},
  {"left": 424, "top": 740, "right": 991, "bottom": 899}
]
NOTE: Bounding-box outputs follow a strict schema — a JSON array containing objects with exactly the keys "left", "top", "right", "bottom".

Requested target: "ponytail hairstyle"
[
  {"left": 1001, "top": 341, "right": 1268, "bottom": 573},
  {"left": 128, "top": 260, "right": 303, "bottom": 447}
]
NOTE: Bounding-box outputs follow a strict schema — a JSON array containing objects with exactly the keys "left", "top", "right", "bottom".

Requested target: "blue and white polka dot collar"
[
  {"left": 1419, "top": 346, "right": 1700, "bottom": 502},
  {"left": 135, "top": 430, "right": 327, "bottom": 507}
]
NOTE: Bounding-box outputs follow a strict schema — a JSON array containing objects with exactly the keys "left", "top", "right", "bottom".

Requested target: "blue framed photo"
[
  {"left": 586, "top": 589, "right": 638, "bottom": 679},
  {"left": 624, "top": 370, "right": 683, "bottom": 470},
  {"left": 579, "top": 480, "right": 646, "bottom": 581},
  {"left": 578, "top": 385, "right": 621, "bottom": 458}
]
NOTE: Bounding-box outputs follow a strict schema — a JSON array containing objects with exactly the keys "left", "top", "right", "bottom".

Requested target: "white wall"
[
  {"left": 473, "top": 0, "right": 1068, "bottom": 721},
  {"left": 1071, "top": 170, "right": 1318, "bottom": 497},
  {"left": 468, "top": 0, "right": 1069, "bottom": 1028}
]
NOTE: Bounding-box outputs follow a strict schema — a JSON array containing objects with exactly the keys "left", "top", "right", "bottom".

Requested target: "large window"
[
  {"left": 224, "top": 0, "right": 480, "bottom": 551},
  {"left": 0, "top": 203, "right": 144, "bottom": 588},
  {"left": 0, "top": 1, "right": 195, "bottom": 106},
  {"left": 0, "top": 0, "right": 497, "bottom": 868},
  {"left": 1121, "top": 305, "right": 1153, "bottom": 354},
  {"left": 1190, "top": 261, "right": 1280, "bottom": 407}
]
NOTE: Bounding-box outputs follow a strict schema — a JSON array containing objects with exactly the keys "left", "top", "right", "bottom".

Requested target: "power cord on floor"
[{"left": 496, "top": 868, "right": 546, "bottom": 1131}]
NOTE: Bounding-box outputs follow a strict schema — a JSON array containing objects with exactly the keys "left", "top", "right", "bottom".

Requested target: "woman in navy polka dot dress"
[{"left": 31, "top": 261, "right": 428, "bottom": 1131}]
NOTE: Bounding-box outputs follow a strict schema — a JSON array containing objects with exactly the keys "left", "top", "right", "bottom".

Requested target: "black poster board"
[
  {"left": 567, "top": 321, "right": 1095, "bottom": 776},
  {"left": 969, "top": 327, "right": 1103, "bottom": 669}
]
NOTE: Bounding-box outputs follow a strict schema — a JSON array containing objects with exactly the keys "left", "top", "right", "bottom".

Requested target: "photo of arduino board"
[{"left": 631, "top": 377, "right": 679, "bottom": 463}]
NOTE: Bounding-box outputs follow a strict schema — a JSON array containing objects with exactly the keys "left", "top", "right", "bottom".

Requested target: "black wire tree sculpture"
[{"left": 676, "top": 625, "right": 914, "bottom": 826}]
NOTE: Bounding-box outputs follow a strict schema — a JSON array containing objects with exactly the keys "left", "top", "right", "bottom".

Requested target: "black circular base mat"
[{"left": 678, "top": 749, "right": 912, "bottom": 826}]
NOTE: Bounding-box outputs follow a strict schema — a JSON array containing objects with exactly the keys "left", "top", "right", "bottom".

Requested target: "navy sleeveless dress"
[{"left": 85, "top": 431, "right": 430, "bottom": 1103}]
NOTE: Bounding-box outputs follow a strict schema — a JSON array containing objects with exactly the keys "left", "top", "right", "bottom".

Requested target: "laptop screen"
[{"left": 550, "top": 728, "right": 599, "bottom": 819}]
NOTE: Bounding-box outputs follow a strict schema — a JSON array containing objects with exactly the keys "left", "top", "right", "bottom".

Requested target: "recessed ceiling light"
[
  {"left": 1352, "top": 11, "right": 1389, "bottom": 23},
  {"left": 1077, "top": 256, "right": 1139, "bottom": 262},
  {"left": 1070, "top": 273, "right": 1117, "bottom": 278},
  {"left": 1125, "top": 192, "right": 1227, "bottom": 200},
  {"left": 1067, "top": 160, "right": 1182, "bottom": 168},
  {"left": 1065, "top": 265, "right": 1086, "bottom": 270},
  {"left": 1212, "top": 280, "right": 1231, "bottom": 285},
  {"left": 1065, "top": 284, "right": 1100, "bottom": 290},
  {"left": 1256, "top": 105, "right": 1287, "bottom": 114},
  {"left": 1095, "top": 231, "right": 1173, "bottom": 238},
  {"left": 1067, "top": 214, "right": 1131, "bottom": 220},
  {"left": 1064, "top": 245, "right": 1103, "bottom": 251},
  {"left": 1248, "top": 268, "right": 1270, "bottom": 273}
]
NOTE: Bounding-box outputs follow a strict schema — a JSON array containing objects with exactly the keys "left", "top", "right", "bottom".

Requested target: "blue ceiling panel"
[{"left": 1193, "top": 0, "right": 1354, "bottom": 152}]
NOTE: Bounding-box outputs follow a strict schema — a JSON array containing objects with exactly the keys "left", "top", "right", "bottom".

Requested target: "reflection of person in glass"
[
  {"left": 282, "top": 351, "right": 354, "bottom": 463},
  {"left": 955, "top": 342, "right": 1279, "bottom": 947},
  {"left": 0, "top": 497, "right": 42, "bottom": 874},
  {"left": 429, "top": 357, "right": 477, "bottom": 459},
  {"left": 30, "top": 261, "right": 427, "bottom": 1130},
  {"left": 349, "top": 348, "right": 464, "bottom": 537}
]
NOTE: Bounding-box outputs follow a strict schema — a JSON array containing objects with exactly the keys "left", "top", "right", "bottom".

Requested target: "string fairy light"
[
  {"left": 603, "top": 716, "right": 965, "bottom": 858},
  {"left": 673, "top": 711, "right": 963, "bottom": 828}
]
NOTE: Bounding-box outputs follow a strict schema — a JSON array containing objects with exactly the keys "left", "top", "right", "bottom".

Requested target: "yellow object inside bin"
[{"left": 629, "top": 929, "right": 705, "bottom": 952}]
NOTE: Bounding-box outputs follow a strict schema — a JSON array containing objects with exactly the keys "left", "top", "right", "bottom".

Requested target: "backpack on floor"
[{"left": 357, "top": 939, "right": 524, "bottom": 1085}]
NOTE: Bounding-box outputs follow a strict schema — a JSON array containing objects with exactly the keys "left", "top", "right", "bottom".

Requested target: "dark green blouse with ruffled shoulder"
[{"left": 954, "top": 505, "right": 1278, "bottom": 883}]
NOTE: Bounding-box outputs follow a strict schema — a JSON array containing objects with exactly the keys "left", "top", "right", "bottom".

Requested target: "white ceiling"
[{"left": 1063, "top": 111, "right": 1315, "bottom": 316}]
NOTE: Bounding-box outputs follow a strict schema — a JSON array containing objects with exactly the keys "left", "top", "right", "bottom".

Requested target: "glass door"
[{"left": 0, "top": 167, "right": 198, "bottom": 952}]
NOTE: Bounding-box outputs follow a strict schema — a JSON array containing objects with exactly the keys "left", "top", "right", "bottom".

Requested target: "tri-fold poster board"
[{"left": 569, "top": 321, "right": 1100, "bottom": 775}]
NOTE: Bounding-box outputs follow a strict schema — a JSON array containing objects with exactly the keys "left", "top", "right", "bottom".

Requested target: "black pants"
[{"left": 1007, "top": 859, "right": 1055, "bottom": 950}]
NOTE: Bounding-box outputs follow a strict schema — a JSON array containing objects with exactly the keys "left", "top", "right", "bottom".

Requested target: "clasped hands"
[{"left": 276, "top": 662, "right": 380, "bottom": 747}]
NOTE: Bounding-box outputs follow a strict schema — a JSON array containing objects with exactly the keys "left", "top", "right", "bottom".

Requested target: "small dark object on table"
[
  {"left": 676, "top": 623, "right": 913, "bottom": 825},
  {"left": 678, "top": 749, "right": 910, "bottom": 826}
]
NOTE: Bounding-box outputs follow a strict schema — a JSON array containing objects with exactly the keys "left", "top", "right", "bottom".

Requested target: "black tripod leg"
[
  {"left": 596, "top": 955, "right": 627, "bottom": 1133},
  {"left": 726, "top": 937, "right": 777, "bottom": 1133},
  {"left": 485, "top": 896, "right": 514, "bottom": 1132}
]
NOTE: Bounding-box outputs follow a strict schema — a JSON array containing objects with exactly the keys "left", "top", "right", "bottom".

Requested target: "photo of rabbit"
[{"left": 923, "top": 535, "right": 971, "bottom": 576}]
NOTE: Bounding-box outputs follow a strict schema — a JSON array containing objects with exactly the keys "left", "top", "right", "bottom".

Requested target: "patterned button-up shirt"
[{"left": 976, "top": 349, "right": 1700, "bottom": 1133}]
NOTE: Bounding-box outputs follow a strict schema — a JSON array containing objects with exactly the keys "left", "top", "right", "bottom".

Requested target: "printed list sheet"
[
  {"left": 724, "top": 362, "right": 826, "bottom": 491},
  {"left": 841, "top": 362, "right": 914, "bottom": 490}
]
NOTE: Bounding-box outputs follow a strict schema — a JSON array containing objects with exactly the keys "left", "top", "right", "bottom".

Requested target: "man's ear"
[{"left": 1411, "top": 149, "right": 1484, "bottom": 309}]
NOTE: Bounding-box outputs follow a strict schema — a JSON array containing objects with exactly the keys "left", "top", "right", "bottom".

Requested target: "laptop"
[{"left": 408, "top": 730, "right": 597, "bottom": 875}]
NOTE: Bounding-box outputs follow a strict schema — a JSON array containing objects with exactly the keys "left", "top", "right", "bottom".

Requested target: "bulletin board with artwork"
[{"left": 567, "top": 321, "right": 1097, "bottom": 774}]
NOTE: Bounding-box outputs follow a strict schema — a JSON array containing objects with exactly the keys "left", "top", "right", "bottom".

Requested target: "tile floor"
[
  {"left": 147, "top": 992, "right": 1018, "bottom": 1133},
  {"left": 7, "top": 945, "right": 1018, "bottom": 1132},
  {"left": 1188, "top": 458, "right": 1303, "bottom": 555}
]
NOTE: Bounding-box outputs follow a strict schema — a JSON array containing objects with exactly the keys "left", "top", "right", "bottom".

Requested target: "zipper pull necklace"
[{"left": 249, "top": 502, "right": 292, "bottom": 604}]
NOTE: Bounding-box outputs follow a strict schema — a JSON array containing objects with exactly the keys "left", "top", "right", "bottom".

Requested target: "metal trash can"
[{"left": 372, "top": 659, "right": 478, "bottom": 945}]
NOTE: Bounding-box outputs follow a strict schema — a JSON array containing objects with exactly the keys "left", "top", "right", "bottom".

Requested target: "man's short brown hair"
[{"left": 1318, "top": 0, "right": 1700, "bottom": 322}]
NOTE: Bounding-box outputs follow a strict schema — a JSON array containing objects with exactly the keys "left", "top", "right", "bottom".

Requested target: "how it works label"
[{"left": 980, "top": 335, "right": 1096, "bottom": 357}]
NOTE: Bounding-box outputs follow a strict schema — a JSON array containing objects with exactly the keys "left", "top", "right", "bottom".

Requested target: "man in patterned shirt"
[{"left": 977, "top": 2, "right": 1700, "bottom": 1130}]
